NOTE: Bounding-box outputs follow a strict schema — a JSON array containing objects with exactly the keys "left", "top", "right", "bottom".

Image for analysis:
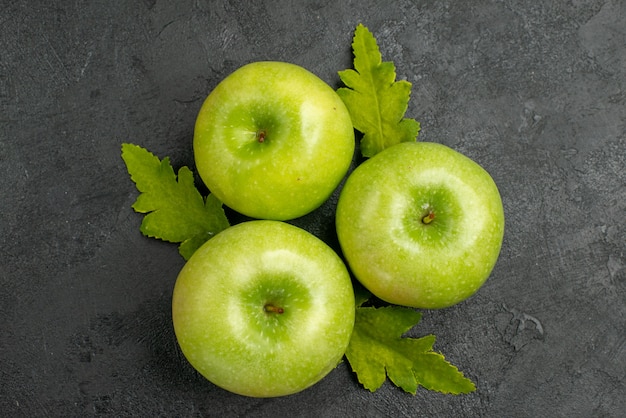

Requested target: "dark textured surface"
[{"left": 1, "top": 1, "right": 625, "bottom": 416}]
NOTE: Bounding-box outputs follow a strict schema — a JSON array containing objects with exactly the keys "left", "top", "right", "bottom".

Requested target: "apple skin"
[
  {"left": 336, "top": 142, "right": 505, "bottom": 309},
  {"left": 172, "top": 220, "right": 355, "bottom": 397},
  {"left": 193, "top": 61, "right": 355, "bottom": 221}
]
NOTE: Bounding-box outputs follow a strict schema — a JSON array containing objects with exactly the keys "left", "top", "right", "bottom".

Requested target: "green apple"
[
  {"left": 193, "top": 61, "right": 355, "bottom": 220},
  {"left": 172, "top": 220, "right": 355, "bottom": 397},
  {"left": 336, "top": 142, "right": 504, "bottom": 309}
]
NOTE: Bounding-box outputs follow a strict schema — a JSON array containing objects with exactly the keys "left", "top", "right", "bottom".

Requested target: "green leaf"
[
  {"left": 353, "top": 282, "right": 373, "bottom": 307},
  {"left": 337, "top": 24, "right": 420, "bottom": 158},
  {"left": 345, "top": 306, "right": 476, "bottom": 395},
  {"left": 121, "top": 143, "right": 230, "bottom": 260}
]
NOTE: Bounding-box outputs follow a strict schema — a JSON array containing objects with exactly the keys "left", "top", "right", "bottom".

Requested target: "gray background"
[{"left": 1, "top": 1, "right": 624, "bottom": 416}]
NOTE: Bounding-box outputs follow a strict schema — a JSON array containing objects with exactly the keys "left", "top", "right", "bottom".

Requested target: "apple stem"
[
  {"left": 422, "top": 211, "right": 435, "bottom": 224},
  {"left": 257, "top": 129, "right": 267, "bottom": 143},
  {"left": 264, "top": 304, "right": 284, "bottom": 314}
]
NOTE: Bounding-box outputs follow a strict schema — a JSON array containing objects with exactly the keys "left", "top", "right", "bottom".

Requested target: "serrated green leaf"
[
  {"left": 345, "top": 305, "right": 476, "bottom": 395},
  {"left": 412, "top": 352, "right": 477, "bottom": 394},
  {"left": 178, "top": 231, "right": 214, "bottom": 261},
  {"left": 337, "top": 24, "right": 420, "bottom": 158},
  {"left": 353, "top": 283, "right": 373, "bottom": 307},
  {"left": 121, "top": 143, "right": 230, "bottom": 260}
]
